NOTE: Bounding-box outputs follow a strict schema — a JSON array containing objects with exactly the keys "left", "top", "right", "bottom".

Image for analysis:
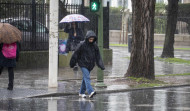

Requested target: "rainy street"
[
  {"left": 0, "top": 46, "right": 190, "bottom": 110},
  {"left": 1, "top": 0, "right": 190, "bottom": 111},
  {"left": 0, "top": 86, "right": 190, "bottom": 111}
]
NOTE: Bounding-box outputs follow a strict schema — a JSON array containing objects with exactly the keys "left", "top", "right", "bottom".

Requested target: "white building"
[
  {"left": 65, "top": 0, "right": 82, "bottom": 4},
  {"left": 156, "top": 0, "right": 190, "bottom": 4},
  {"left": 156, "top": 0, "right": 168, "bottom": 4},
  {"left": 108, "top": 0, "right": 132, "bottom": 12},
  {"left": 69, "top": 0, "right": 189, "bottom": 6}
]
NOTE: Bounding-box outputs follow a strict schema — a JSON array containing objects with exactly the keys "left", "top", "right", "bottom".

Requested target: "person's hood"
[{"left": 85, "top": 30, "right": 97, "bottom": 43}]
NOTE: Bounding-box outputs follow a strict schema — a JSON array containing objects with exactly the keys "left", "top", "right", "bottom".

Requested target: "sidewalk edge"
[{"left": 26, "top": 84, "right": 190, "bottom": 98}]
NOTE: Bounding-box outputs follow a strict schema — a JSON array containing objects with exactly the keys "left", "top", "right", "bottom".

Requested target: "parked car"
[{"left": 1, "top": 18, "right": 49, "bottom": 50}]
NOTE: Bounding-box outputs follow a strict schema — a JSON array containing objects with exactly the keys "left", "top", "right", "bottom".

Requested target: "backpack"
[{"left": 2, "top": 43, "right": 17, "bottom": 59}]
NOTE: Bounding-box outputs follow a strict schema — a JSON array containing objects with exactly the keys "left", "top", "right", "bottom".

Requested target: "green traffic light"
[
  {"left": 92, "top": 2, "right": 97, "bottom": 10},
  {"left": 90, "top": 1, "right": 99, "bottom": 12}
]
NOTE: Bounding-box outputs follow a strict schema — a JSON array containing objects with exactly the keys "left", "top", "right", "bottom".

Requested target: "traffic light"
[{"left": 90, "top": 0, "right": 99, "bottom": 12}]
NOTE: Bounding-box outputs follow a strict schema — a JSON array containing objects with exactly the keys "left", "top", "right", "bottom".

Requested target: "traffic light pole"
[{"left": 95, "top": 0, "right": 107, "bottom": 87}]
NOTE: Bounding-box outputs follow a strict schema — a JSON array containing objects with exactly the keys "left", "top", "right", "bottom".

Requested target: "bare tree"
[
  {"left": 161, "top": 0, "right": 179, "bottom": 58},
  {"left": 124, "top": 0, "right": 155, "bottom": 80}
]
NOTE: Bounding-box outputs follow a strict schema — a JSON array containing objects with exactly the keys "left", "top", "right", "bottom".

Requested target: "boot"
[
  {"left": 0, "top": 67, "right": 3, "bottom": 75},
  {"left": 7, "top": 84, "right": 13, "bottom": 90},
  {"left": 7, "top": 67, "right": 14, "bottom": 90}
]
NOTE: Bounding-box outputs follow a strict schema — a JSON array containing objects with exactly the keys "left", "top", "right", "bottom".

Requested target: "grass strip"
[
  {"left": 155, "top": 57, "right": 190, "bottom": 65},
  {"left": 110, "top": 44, "right": 128, "bottom": 47},
  {"left": 156, "top": 73, "right": 190, "bottom": 77},
  {"left": 110, "top": 44, "right": 190, "bottom": 50},
  {"left": 128, "top": 77, "right": 167, "bottom": 88}
]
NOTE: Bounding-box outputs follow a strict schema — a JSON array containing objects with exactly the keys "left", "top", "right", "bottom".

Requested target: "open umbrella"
[
  {"left": 59, "top": 14, "right": 90, "bottom": 23},
  {"left": 0, "top": 23, "right": 22, "bottom": 44}
]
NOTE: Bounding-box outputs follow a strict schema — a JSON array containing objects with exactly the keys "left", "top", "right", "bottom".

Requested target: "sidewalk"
[{"left": 0, "top": 46, "right": 190, "bottom": 100}]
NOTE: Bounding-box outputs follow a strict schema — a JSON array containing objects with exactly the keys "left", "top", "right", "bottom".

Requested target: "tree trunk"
[
  {"left": 124, "top": 0, "right": 155, "bottom": 80},
  {"left": 161, "top": 0, "right": 179, "bottom": 58}
]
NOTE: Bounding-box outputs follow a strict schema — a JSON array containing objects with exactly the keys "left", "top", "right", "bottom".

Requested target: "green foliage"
[
  {"left": 128, "top": 77, "right": 166, "bottom": 88},
  {"left": 154, "top": 16, "right": 167, "bottom": 34},
  {"left": 110, "top": 7, "right": 123, "bottom": 14},
  {"left": 174, "top": 47, "right": 190, "bottom": 50},
  {"left": 109, "top": 7, "right": 123, "bottom": 30},
  {"left": 178, "top": 3, "right": 190, "bottom": 16},
  {"left": 154, "top": 46, "right": 163, "bottom": 49},
  {"left": 110, "top": 44, "right": 128, "bottom": 47},
  {"left": 158, "top": 3, "right": 190, "bottom": 34},
  {"left": 154, "top": 47, "right": 190, "bottom": 50},
  {"left": 128, "top": 77, "right": 152, "bottom": 83},
  {"left": 156, "top": 73, "right": 190, "bottom": 77},
  {"left": 124, "top": 56, "right": 130, "bottom": 59},
  {"left": 155, "top": 57, "right": 190, "bottom": 65},
  {"left": 155, "top": 3, "right": 167, "bottom": 16},
  {"left": 154, "top": 3, "right": 167, "bottom": 34},
  {"left": 136, "top": 83, "right": 164, "bottom": 88},
  {"left": 110, "top": 44, "right": 190, "bottom": 50},
  {"left": 109, "top": 14, "right": 122, "bottom": 30}
]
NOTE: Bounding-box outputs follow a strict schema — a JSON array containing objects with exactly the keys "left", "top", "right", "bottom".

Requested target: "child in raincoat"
[{"left": 70, "top": 30, "right": 105, "bottom": 98}]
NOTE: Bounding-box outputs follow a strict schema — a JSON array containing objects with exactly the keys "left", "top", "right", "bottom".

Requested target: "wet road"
[
  {"left": 0, "top": 46, "right": 190, "bottom": 100},
  {"left": 0, "top": 86, "right": 190, "bottom": 111},
  {"left": 108, "top": 46, "right": 190, "bottom": 77}
]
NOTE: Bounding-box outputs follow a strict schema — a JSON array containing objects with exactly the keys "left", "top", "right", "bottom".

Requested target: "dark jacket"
[
  {"left": 70, "top": 30, "right": 105, "bottom": 71},
  {"left": 0, "top": 42, "right": 20, "bottom": 67},
  {"left": 64, "top": 24, "right": 84, "bottom": 52}
]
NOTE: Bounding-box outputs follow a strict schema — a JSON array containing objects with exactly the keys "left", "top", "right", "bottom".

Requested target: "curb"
[{"left": 27, "top": 84, "right": 190, "bottom": 98}]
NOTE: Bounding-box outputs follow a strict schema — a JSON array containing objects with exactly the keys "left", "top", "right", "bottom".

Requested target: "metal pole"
[
  {"left": 48, "top": 0, "right": 59, "bottom": 87},
  {"left": 32, "top": 0, "right": 36, "bottom": 50},
  {"left": 96, "top": 0, "right": 106, "bottom": 87}
]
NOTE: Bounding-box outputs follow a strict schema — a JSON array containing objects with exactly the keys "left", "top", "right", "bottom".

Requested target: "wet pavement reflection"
[
  {"left": 59, "top": 46, "right": 190, "bottom": 79},
  {"left": 0, "top": 86, "right": 190, "bottom": 111},
  {"left": 109, "top": 47, "right": 190, "bottom": 76},
  {"left": 0, "top": 46, "right": 190, "bottom": 99},
  {"left": 0, "top": 46, "right": 190, "bottom": 101}
]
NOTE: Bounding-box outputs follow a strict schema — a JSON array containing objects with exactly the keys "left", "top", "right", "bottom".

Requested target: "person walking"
[
  {"left": 0, "top": 42, "right": 20, "bottom": 90},
  {"left": 70, "top": 30, "right": 105, "bottom": 98}
]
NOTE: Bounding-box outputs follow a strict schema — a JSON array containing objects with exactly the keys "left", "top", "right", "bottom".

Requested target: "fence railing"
[
  {"left": 154, "top": 16, "right": 190, "bottom": 34},
  {"left": 0, "top": 2, "right": 109, "bottom": 51},
  {"left": 109, "top": 14, "right": 190, "bottom": 35},
  {"left": 0, "top": 2, "right": 49, "bottom": 51}
]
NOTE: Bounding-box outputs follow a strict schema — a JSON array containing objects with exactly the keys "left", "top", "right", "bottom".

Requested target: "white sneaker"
[
  {"left": 79, "top": 94, "right": 86, "bottom": 98},
  {"left": 89, "top": 91, "right": 96, "bottom": 98}
]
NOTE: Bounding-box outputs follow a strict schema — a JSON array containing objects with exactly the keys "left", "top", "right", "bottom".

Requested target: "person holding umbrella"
[
  {"left": 64, "top": 22, "right": 84, "bottom": 71},
  {"left": 60, "top": 14, "right": 89, "bottom": 53},
  {"left": 64, "top": 22, "right": 84, "bottom": 53},
  {"left": 60, "top": 14, "right": 90, "bottom": 71},
  {"left": 70, "top": 30, "right": 105, "bottom": 98},
  {"left": 0, "top": 23, "right": 21, "bottom": 90}
]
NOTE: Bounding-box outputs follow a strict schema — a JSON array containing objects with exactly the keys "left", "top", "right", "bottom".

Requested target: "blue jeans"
[{"left": 79, "top": 67, "right": 94, "bottom": 95}]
